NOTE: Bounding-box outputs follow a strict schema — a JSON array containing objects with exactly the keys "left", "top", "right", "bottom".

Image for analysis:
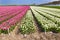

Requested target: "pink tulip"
[{"left": 0, "top": 6, "right": 30, "bottom": 30}]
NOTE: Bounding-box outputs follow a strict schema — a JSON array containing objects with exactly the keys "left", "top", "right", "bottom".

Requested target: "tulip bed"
[
  {"left": 31, "top": 6, "right": 60, "bottom": 32},
  {"left": 20, "top": 10, "right": 35, "bottom": 34},
  {"left": 0, "top": 6, "right": 25, "bottom": 17},
  {"left": 0, "top": 6, "right": 30, "bottom": 34},
  {"left": 0, "top": 6, "right": 60, "bottom": 34}
]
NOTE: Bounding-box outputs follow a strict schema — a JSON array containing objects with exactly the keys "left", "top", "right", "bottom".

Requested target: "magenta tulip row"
[
  {"left": 0, "top": 6, "right": 30, "bottom": 30},
  {"left": 0, "top": 6, "right": 27, "bottom": 17},
  {"left": 0, "top": 7, "right": 26, "bottom": 22}
]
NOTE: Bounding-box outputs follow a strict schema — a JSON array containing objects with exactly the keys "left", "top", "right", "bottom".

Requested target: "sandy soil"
[{"left": 0, "top": 31, "right": 60, "bottom": 40}]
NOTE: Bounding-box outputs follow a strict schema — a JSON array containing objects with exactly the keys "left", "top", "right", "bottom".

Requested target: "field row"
[
  {"left": 31, "top": 6, "right": 60, "bottom": 32},
  {"left": 0, "top": 6, "right": 30, "bottom": 34}
]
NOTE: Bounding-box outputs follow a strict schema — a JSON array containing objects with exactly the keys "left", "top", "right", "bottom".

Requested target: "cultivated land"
[
  {"left": 0, "top": 6, "right": 60, "bottom": 40},
  {"left": 40, "top": 6, "right": 60, "bottom": 9}
]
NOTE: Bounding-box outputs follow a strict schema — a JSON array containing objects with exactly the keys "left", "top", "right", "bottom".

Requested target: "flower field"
[
  {"left": 0, "top": 6, "right": 60, "bottom": 40},
  {"left": 31, "top": 6, "right": 60, "bottom": 33},
  {"left": 0, "top": 6, "right": 30, "bottom": 33},
  {"left": 0, "top": 6, "right": 60, "bottom": 34}
]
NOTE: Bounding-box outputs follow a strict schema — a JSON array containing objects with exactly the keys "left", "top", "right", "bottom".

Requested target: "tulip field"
[
  {"left": 31, "top": 6, "right": 60, "bottom": 33},
  {"left": 0, "top": 6, "right": 30, "bottom": 34},
  {"left": 0, "top": 6, "right": 60, "bottom": 34}
]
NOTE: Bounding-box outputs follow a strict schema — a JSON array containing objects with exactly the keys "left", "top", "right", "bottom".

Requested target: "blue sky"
[{"left": 0, "top": 0, "right": 58, "bottom": 5}]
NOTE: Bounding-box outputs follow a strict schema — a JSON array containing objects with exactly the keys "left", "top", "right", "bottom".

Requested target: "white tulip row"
[
  {"left": 31, "top": 6, "right": 60, "bottom": 32},
  {"left": 20, "top": 10, "right": 35, "bottom": 34}
]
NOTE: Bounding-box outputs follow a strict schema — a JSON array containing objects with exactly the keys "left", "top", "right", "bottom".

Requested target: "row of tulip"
[
  {"left": 35, "top": 9, "right": 60, "bottom": 26},
  {"left": 31, "top": 9, "right": 58, "bottom": 32},
  {"left": 31, "top": 6, "right": 60, "bottom": 32},
  {"left": 33, "top": 7, "right": 60, "bottom": 18},
  {"left": 0, "top": 6, "right": 30, "bottom": 34},
  {"left": 0, "top": 6, "right": 26, "bottom": 17},
  {"left": 0, "top": 7, "right": 25, "bottom": 23},
  {"left": 20, "top": 10, "right": 35, "bottom": 34}
]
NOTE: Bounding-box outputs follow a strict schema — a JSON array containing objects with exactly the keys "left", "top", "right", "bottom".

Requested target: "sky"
[{"left": 0, "top": 0, "right": 59, "bottom": 5}]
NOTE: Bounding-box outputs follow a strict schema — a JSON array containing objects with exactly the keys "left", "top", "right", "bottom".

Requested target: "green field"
[{"left": 40, "top": 6, "right": 60, "bottom": 9}]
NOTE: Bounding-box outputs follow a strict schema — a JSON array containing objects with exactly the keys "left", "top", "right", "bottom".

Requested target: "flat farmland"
[{"left": 0, "top": 6, "right": 60, "bottom": 40}]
